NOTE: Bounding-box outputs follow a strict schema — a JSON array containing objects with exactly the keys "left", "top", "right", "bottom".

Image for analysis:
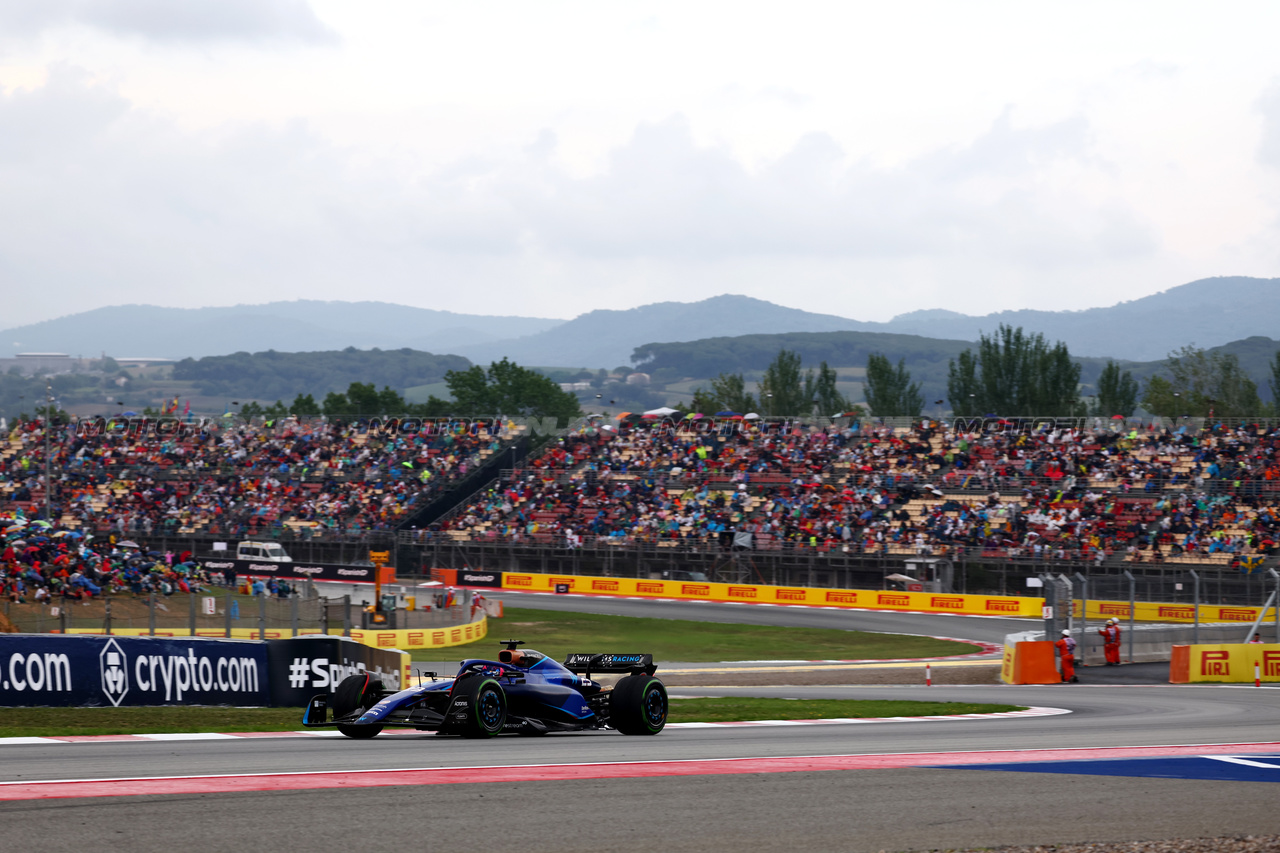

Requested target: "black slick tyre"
[
  {"left": 332, "top": 673, "right": 385, "bottom": 739},
  {"left": 610, "top": 674, "right": 667, "bottom": 735},
  {"left": 455, "top": 676, "right": 507, "bottom": 738}
]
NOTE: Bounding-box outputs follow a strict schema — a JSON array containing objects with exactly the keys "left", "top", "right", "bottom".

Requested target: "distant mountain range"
[
  {"left": 451, "top": 295, "right": 862, "bottom": 368},
  {"left": 874, "top": 276, "right": 1280, "bottom": 361},
  {"left": 0, "top": 301, "right": 561, "bottom": 360},
  {"left": 447, "top": 275, "right": 1280, "bottom": 365},
  {"left": 2, "top": 275, "right": 1277, "bottom": 367}
]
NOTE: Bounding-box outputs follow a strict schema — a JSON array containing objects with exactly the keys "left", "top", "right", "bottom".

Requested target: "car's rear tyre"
[
  {"left": 610, "top": 675, "right": 667, "bottom": 735},
  {"left": 333, "top": 673, "right": 385, "bottom": 739},
  {"left": 455, "top": 676, "right": 507, "bottom": 738}
]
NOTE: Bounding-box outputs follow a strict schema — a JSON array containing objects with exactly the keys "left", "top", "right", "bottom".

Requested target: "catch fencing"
[{"left": 1, "top": 586, "right": 474, "bottom": 639}]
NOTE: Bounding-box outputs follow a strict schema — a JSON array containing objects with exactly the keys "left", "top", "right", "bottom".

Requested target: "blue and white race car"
[{"left": 302, "top": 640, "right": 668, "bottom": 738}]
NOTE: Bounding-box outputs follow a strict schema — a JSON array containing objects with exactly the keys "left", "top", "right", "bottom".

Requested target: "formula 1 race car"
[{"left": 302, "top": 640, "right": 667, "bottom": 738}]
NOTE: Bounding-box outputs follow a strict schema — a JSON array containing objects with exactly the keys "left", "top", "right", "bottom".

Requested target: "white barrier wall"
[{"left": 1006, "top": 623, "right": 1265, "bottom": 665}]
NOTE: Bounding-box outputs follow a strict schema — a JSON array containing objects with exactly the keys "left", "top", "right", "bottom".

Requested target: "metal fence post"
[
  {"left": 104, "top": 596, "right": 112, "bottom": 635},
  {"left": 60, "top": 606, "right": 68, "bottom": 635},
  {"left": 189, "top": 590, "right": 197, "bottom": 637},
  {"left": 149, "top": 591, "right": 156, "bottom": 636},
  {"left": 1040, "top": 573, "right": 1055, "bottom": 639},
  {"left": 225, "top": 592, "right": 232, "bottom": 638},
  {"left": 1271, "top": 568, "right": 1280, "bottom": 643},
  {"left": 1189, "top": 570, "right": 1200, "bottom": 645},
  {"left": 1074, "top": 572, "right": 1088, "bottom": 665},
  {"left": 1056, "top": 573, "right": 1072, "bottom": 636},
  {"left": 343, "top": 594, "right": 351, "bottom": 637},
  {"left": 258, "top": 591, "right": 266, "bottom": 641},
  {"left": 291, "top": 594, "right": 299, "bottom": 638},
  {"left": 1124, "top": 569, "right": 1136, "bottom": 663}
]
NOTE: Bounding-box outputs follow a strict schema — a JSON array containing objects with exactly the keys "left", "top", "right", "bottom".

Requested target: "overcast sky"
[{"left": 1, "top": 1, "right": 1278, "bottom": 328}]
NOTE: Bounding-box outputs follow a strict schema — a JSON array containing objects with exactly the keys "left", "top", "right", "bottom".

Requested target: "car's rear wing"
[{"left": 563, "top": 653, "right": 656, "bottom": 678}]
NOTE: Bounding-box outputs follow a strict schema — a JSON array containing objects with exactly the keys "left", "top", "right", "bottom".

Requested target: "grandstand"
[
  {"left": 432, "top": 417, "right": 1279, "bottom": 559},
  {"left": 1, "top": 416, "right": 529, "bottom": 539},
  {"left": 4, "top": 413, "right": 1280, "bottom": 608}
]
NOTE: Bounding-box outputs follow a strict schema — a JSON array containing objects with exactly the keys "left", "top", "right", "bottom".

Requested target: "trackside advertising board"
[
  {"left": 202, "top": 558, "right": 377, "bottom": 584},
  {"left": 320, "top": 618, "right": 489, "bottom": 651},
  {"left": 65, "top": 615, "right": 488, "bottom": 652},
  {"left": 266, "top": 636, "right": 410, "bottom": 707},
  {"left": 499, "top": 573, "right": 1041, "bottom": 618},
  {"left": 1077, "top": 599, "right": 1279, "bottom": 625},
  {"left": 1169, "top": 643, "right": 1280, "bottom": 684},
  {"left": 0, "top": 635, "right": 268, "bottom": 707},
  {"left": 432, "top": 568, "right": 503, "bottom": 587},
  {"left": 457, "top": 570, "right": 502, "bottom": 588}
]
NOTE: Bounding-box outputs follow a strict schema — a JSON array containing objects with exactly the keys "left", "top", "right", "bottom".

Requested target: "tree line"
[
  {"left": 682, "top": 351, "right": 858, "bottom": 417},
  {"left": 670, "top": 325, "right": 1280, "bottom": 420},
  {"left": 172, "top": 348, "right": 471, "bottom": 400},
  {"left": 234, "top": 358, "right": 581, "bottom": 425},
  {"left": 863, "top": 323, "right": 1280, "bottom": 418}
]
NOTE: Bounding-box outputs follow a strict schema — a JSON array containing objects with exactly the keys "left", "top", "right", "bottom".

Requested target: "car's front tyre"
[
  {"left": 333, "top": 673, "right": 385, "bottom": 739},
  {"left": 454, "top": 676, "right": 507, "bottom": 738}
]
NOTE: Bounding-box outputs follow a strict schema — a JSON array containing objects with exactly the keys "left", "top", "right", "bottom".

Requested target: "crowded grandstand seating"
[
  {"left": 1, "top": 417, "right": 523, "bottom": 539},
  {"left": 435, "top": 418, "right": 1280, "bottom": 566},
  {"left": 4, "top": 414, "right": 1280, "bottom": 571}
]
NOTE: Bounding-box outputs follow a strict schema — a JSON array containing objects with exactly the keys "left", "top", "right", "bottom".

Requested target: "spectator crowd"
[
  {"left": 436, "top": 416, "right": 1280, "bottom": 567},
  {"left": 1, "top": 417, "right": 514, "bottom": 539},
  {"left": 4, "top": 413, "right": 1279, "bottom": 571}
]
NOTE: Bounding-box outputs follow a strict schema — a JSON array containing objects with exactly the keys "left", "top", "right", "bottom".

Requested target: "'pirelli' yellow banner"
[
  {"left": 1170, "top": 643, "right": 1280, "bottom": 683},
  {"left": 1075, "top": 600, "right": 1278, "bottom": 624},
  {"left": 66, "top": 615, "right": 488, "bottom": 651},
  {"left": 499, "top": 573, "right": 1040, "bottom": 618}
]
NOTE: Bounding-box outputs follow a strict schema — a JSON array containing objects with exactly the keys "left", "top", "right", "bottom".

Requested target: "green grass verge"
[
  {"left": 0, "top": 698, "right": 1023, "bottom": 737},
  {"left": 411, "top": 607, "right": 980, "bottom": 664},
  {"left": 0, "top": 706, "right": 304, "bottom": 738}
]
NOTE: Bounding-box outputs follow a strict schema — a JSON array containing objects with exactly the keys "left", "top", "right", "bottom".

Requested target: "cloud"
[
  {"left": 0, "top": 0, "right": 336, "bottom": 44},
  {"left": 1259, "top": 79, "right": 1280, "bottom": 169},
  {"left": 507, "top": 114, "right": 1154, "bottom": 266},
  {"left": 0, "top": 68, "right": 1159, "bottom": 329}
]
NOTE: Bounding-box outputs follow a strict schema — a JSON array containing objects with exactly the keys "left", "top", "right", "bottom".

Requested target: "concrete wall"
[{"left": 1007, "top": 622, "right": 1279, "bottom": 665}]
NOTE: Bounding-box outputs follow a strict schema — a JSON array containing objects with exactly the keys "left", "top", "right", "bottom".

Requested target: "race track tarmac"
[{"left": 5, "top": 595, "right": 1274, "bottom": 852}]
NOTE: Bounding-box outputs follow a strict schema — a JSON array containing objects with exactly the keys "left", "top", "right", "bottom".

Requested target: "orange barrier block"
[
  {"left": 1000, "top": 641, "right": 1061, "bottom": 684},
  {"left": 1169, "top": 645, "right": 1190, "bottom": 683}
]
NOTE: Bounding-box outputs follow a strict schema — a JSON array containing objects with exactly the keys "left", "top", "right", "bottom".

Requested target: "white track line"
[{"left": 0, "top": 706, "right": 1070, "bottom": 745}]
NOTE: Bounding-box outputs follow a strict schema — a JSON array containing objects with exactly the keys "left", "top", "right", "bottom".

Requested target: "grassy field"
[
  {"left": 0, "top": 698, "right": 1023, "bottom": 738},
  {"left": 411, "top": 607, "right": 980, "bottom": 664}
]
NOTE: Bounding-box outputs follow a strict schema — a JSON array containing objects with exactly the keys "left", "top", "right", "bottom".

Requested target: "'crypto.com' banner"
[{"left": 0, "top": 635, "right": 268, "bottom": 707}]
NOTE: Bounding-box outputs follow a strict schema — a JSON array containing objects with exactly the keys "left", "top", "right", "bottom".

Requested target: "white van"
[{"left": 236, "top": 541, "right": 293, "bottom": 563}]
